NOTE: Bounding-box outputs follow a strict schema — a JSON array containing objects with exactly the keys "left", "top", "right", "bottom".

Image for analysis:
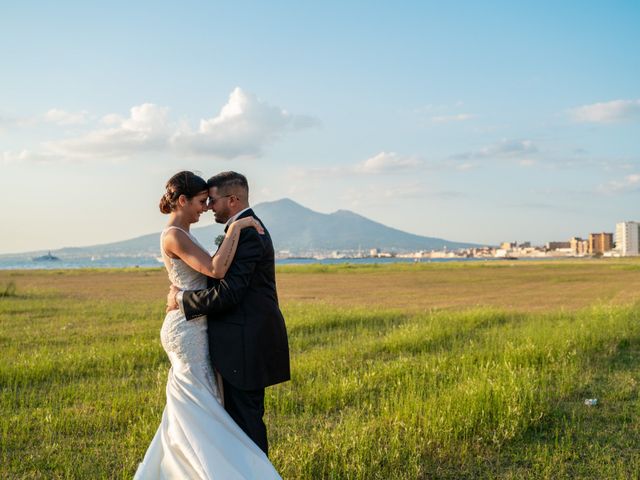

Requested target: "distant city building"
[
  {"left": 570, "top": 237, "right": 589, "bottom": 256},
  {"left": 519, "top": 241, "right": 531, "bottom": 248},
  {"left": 471, "top": 246, "right": 495, "bottom": 257},
  {"left": 588, "top": 232, "right": 613, "bottom": 254},
  {"left": 546, "top": 241, "right": 570, "bottom": 251},
  {"left": 616, "top": 221, "right": 640, "bottom": 256},
  {"left": 500, "top": 241, "right": 517, "bottom": 250}
]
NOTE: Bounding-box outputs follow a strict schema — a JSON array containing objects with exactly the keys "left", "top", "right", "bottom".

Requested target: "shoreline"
[{"left": 0, "top": 255, "right": 609, "bottom": 271}]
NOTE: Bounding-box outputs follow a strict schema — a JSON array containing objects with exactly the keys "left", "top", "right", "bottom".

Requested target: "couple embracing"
[{"left": 135, "top": 171, "right": 290, "bottom": 479}]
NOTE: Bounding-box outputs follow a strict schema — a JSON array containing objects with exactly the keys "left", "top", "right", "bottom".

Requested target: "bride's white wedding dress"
[{"left": 134, "top": 227, "right": 281, "bottom": 479}]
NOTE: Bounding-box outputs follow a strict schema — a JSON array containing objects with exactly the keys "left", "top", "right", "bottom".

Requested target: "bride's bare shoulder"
[{"left": 162, "top": 227, "right": 192, "bottom": 251}]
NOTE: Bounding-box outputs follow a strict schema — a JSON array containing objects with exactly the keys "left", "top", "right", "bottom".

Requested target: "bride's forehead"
[{"left": 189, "top": 191, "right": 209, "bottom": 201}]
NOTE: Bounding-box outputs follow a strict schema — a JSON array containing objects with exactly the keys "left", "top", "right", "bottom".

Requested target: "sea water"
[{"left": 0, "top": 254, "right": 507, "bottom": 270}]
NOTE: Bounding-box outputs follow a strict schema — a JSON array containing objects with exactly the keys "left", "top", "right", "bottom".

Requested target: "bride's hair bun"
[
  {"left": 159, "top": 192, "right": 174, "bottom": 214},
  {"left": 159, "top": 171, "right": 208, "bottom": 214}
]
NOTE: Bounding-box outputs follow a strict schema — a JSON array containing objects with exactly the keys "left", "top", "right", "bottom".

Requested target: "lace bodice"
[
  {"left": 159, "top": 226, "right": 216, "bottom": 398},
  {"left": 160, "top": 226, "right": 208, "bottom": 291}
]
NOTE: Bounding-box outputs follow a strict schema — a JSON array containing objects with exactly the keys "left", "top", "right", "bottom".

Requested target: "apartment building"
[
  {"left": 588, "top": 232, "right": 613, "bottom": 254},
  {"left": 570, "top": 237, "right": 589, "bottom": 255},
  {"left": 615, "top": 221, "right": 640, "bottom": 256}
]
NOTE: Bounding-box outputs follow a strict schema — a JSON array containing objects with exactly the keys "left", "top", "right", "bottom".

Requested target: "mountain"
[
  {"left": 253, "top": 198, "right": 476, "bottom": 252},
  {"left": 2, "top": 199, "right": 479, "bottom": 259}
]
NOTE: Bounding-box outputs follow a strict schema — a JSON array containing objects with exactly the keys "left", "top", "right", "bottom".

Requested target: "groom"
[{"left": 167, "top": 171, "right": 290, "bottom": 455}]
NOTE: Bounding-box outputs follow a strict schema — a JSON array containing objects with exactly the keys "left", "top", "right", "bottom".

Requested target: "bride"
[{"left": 135, "top": 171, "right": 281, "bottom": 479}]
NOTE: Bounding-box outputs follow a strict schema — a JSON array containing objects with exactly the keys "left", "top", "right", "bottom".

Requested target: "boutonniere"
[{"left": 215, "top": 235, "right": 225, "bottom": 247}]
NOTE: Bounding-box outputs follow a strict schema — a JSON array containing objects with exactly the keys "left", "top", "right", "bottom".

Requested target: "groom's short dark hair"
[{"left": 208, "top": 171, "right": 249, "bottom": 196}]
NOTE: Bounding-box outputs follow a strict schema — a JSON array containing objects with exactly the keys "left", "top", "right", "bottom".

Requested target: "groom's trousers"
[{"left": 222, "top": 379, "right": 268, "bottom": 455}]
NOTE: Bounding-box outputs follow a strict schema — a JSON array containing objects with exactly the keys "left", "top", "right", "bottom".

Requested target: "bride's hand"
[{"left": 231, "top": 216, "right": 265, "bottom": 235}]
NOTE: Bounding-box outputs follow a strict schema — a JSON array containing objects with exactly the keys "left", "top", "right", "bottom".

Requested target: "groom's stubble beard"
[
  {"left": 212, "top": 202, "right": 232, "bottom": 224},
  {"left": 213, "top": 208, "right": 228, "bottom": 224}
]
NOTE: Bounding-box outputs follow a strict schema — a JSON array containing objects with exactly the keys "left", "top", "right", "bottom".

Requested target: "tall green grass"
[
  {"left": 1, "top": 281, "right": 639, "bottom": 478},
  {"left": 0, "top": 281, "right": 16, "bottom": 297}
]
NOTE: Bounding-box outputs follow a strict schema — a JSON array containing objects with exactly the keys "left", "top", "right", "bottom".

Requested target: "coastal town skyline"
[
  {"left": 2, "top": 197, "right": 636, "bottom": 261},
  {"left": 1, "top": 1, "right": 639, "bottom": 254}
]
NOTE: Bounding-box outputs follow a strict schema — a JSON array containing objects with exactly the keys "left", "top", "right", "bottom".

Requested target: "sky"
[{"left": 1, "top": 1, "right": 639, "bottom": 254}]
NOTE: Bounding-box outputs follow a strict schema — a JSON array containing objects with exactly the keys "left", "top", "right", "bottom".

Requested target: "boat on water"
[{"left": 32, "top": 251, "right": 60, "bottom": 261}]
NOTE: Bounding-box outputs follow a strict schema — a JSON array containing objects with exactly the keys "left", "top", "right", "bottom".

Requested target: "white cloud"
[
  {"left": 2, "top": 150, "right": 27, "bottom": 164},
  {"left": 451, "top": 139, "right": 538, "bottom": 161},
  {"left": 8, "top": 88, "right": 317, "bottom": 162},
  {"left": 0, "top": 113, "right": 31, "bottom": 129},
  {"left": 413, "top": 102, "right": 475, "bottom": 126},
  {"left": 570, "top": 99, "right": 640, "bottom": 124},
  {"left": 1, "top": 149, "right": 57, "bottom": 164},
  {"left": 355, "top": 151, "right": 422, "bottom": 173},
  {"left": 43, "top": 109, "right": 88, "bottom": 125},
  {"left": 287, "top": 151, "right": 424, "bottom": 179},
  {"left": 486, "top": 139, "right": 538, "bottom": 157},
  {"left": 171, "top": 87, "right": 319, "bottom": 158},
  {"left": 455, "top": 162, "right": 476, "bottom": 171},
  {"left": 430, "top": 113, "right": 475, "bottom": 124},
  {"left": 597, "top": 173, "right": 640, "bottom": 194},
  {"left": 1, "top": 109, "right": 89, "bottom": 129},
  {"left": 45, "top": 103, "right": 171, "bottom": 159},
  {"left": 101, "top": 113, "right": 126, "bottom": 125}
]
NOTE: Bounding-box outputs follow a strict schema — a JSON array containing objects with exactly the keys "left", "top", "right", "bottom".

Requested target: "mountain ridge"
[{"left": 2, "top": 198, "right": 481, "bottom": 257}]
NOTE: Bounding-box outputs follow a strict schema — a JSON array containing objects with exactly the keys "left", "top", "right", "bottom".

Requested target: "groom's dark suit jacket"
[{"left": 182, "top": 209, "right": 290, "bottom": 391}]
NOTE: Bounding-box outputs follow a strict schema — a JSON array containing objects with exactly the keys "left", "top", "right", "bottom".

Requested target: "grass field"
[{"left": 1, "top": 260, "right": 640, "bottom": 479}]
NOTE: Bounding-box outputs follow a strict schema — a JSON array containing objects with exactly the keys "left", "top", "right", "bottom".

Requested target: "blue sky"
[{"left": 1, "top": 1, "right": 639, "bottom": 254}]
